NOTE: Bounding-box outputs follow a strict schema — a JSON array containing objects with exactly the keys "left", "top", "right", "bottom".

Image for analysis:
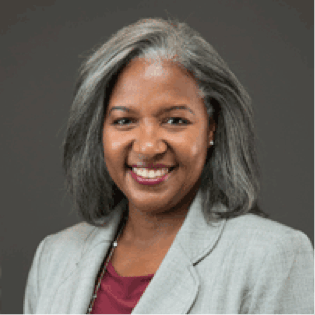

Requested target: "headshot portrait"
[{"left": 1, "top": 0, "right": 313, "bottom": 314}]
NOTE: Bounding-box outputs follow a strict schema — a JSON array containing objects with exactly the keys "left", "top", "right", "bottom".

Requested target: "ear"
[{"left": 207, "top": 117, "right": 216, "bottom": 148}]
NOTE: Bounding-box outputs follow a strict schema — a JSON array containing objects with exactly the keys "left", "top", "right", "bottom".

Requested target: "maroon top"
[{"left": 91, "top": 261, "right": 154, "bottom": 314}]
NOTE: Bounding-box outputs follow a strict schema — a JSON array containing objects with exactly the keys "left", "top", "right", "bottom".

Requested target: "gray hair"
[{"left": 63, "top": 17, "right": 266, "bottom": 225}]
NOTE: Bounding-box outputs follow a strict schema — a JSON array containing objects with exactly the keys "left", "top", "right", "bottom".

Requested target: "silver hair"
[{"left": 63, "top": 17, "right": 266, "bottom": 225}]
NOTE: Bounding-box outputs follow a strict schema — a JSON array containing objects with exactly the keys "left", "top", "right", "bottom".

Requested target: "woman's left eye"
[{"left": 165, "top": 117, "right": 190, "bottom": 125}]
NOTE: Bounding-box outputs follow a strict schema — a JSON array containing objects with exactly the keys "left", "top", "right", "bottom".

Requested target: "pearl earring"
[{"left": 210, "top": 140, "right": 214, "bottom": 145}]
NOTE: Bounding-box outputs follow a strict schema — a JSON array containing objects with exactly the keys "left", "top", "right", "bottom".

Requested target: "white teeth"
[{"left": 132, "top": 167, "right": 170, "bottom": 178}]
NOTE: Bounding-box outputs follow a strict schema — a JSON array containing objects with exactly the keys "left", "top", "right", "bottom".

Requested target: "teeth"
[{"left": 132, "top": 168, "right": 170, "bottom": 178}]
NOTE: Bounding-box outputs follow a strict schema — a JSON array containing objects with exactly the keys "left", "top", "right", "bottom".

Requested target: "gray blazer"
[{"left": 24, "top": 193, "right": 314, "bottom": 314}]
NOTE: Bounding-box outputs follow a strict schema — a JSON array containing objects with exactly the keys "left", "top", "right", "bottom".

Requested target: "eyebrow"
[{"left": 108, "top": 105, "right": 195, "bottom": 116}]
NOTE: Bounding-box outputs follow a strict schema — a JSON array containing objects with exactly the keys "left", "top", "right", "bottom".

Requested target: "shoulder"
[
  {"left": 45, "top": 221, "right": 97, "bottom": 249},
  {"left": 24, "top": 222, "right": 101, "bottom": 312},
  {"left": 32, "top": 204, "right": 124, "bottom": 268},
  {"left": 219, "top": 214, "right": 313, "bottom": 268},
  {"left": 219, "top": 215, "right": 314, "bottom": 313},
  {"left": 33, "top": 222, "right": 99, "bottom": 269},
  {"left": 40, "top": 201, "right": 125, "bottom": 258},
  {"left": 223, "top": 213, "right": 311, "bottom": 243}
]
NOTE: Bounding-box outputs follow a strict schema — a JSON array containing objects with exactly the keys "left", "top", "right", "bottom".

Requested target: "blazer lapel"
[
  {"left": 45, "top": 193, "right": 225, "bottom": 314},
  {"left": 48, "top": 202, "right": 125, "bottom": 314},
  {"left": 132, "top": 239, "right": 199, "bottom": 314},
  {"left": 133, "top": 191, "right": 226, "bottom": 314}
]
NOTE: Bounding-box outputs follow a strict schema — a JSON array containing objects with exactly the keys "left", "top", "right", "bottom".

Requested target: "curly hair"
[{"left": 63, "top": 17, "right": 266, "bottom": 225}]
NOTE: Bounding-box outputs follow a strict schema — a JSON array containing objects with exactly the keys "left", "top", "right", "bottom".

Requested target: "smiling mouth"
[{"left": 126, "top": 165, "right": 176, "bottom": 179}]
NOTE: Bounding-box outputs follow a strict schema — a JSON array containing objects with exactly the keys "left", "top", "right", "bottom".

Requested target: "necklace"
[{"left": 87, "top": 217, "right": 127, "bottom": 314}]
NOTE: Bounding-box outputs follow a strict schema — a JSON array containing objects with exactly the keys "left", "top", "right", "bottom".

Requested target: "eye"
[
  {"left": 165, "top": 117, "right": 190, "bottom": 125},
  {"left": 112, "top": 118, "right": 134, "bottom": 126}
]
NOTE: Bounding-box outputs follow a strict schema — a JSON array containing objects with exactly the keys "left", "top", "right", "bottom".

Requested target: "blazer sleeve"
[
  {"left": 244, "top": 230, "right": 314, "bottom": 314},
  {"left": 23, "top": 236, "right": 51, "bottom": 314}
]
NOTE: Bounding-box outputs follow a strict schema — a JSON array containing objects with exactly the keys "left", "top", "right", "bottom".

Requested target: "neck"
[{"left": 122, "top": 189, "right": 198, "bottom": 246}]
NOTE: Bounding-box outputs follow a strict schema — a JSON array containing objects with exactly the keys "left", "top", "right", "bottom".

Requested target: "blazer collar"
[
  {"left": 132, "top": 190, "right": 227, "bottom": 314},
  {"left": 53, "top": 192, "right": 226, "bottom": 314},
  {"left": 81, "top": 190, "right": 226, "bottom": 263},
  {"left": 82, "top": 198, "right": 127, "bottom": 251},
  {"left": 49, "top": 200, "right": 126, "bottom": 314},
  {"left": 175, "top": 190, "right": 227, "bottom": 264}
]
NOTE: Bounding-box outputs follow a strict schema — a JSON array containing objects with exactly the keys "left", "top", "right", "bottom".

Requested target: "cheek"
[
  {"left": 175, "top": 132, "right": 208, "bottom": 169},
  {"left": 105, "top": 139, "right": 124, "bottom": 152},
  {"left": 188, "top": 142, "right": 207, "bottom": 168},
  {"left": 191, "top": 129, "right": 208, "bottom": 154},
  {"left": 189, "top": 141, "right": 199, "bottom": 156},
  {"left": 102, "top": 129, "right": 125, "bottom": 165}
]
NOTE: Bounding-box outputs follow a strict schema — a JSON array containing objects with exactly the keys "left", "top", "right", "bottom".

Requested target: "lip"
[
  {"left": 128, "top": 167, "right": 174, "bottom": 186},
  {"left": 130, "top": 163, "right": 174, "bottom": 170}
]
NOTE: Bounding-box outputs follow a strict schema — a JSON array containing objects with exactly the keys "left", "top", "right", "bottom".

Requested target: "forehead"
[{"left": 107, "top": 58, "right": 203, "bottom": 108}]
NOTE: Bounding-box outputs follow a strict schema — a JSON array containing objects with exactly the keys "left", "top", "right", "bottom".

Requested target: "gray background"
[{"left": 0, "top": 0, "right": 313, "bottom": 313}]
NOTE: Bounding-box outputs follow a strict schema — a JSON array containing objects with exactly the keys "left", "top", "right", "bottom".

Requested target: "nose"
[{"left": 132, "top": 120, "right": 167, "bottom": 157}]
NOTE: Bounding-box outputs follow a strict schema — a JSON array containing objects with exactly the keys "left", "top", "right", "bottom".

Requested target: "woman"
[{"left": 24, "top": 18, "right": 314, "bottom": 314}]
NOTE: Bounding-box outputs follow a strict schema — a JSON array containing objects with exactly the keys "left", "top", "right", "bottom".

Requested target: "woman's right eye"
[{"left": 112, "top": 118, "right": 134, "bottom": 126}]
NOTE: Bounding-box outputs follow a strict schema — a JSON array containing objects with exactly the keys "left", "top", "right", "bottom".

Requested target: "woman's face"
[{"left": 103, "top": 58, "right": 215, "bottom": 215}]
